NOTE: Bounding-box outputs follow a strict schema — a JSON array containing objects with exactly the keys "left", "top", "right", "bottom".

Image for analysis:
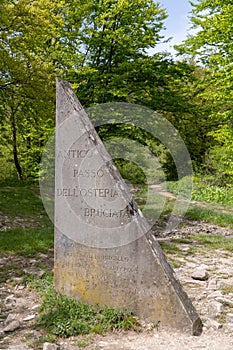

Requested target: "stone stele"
[{"left": 54, "top": 78, "right": 202, "bottom": 336}]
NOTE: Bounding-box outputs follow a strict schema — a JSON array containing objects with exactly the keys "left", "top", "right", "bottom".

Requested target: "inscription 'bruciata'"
[
  {"left": 57, "top": 188, "right": 118, "bottom": 198},
  {"left": 84, "top": 208, "right": 130, "bottom": 219}
]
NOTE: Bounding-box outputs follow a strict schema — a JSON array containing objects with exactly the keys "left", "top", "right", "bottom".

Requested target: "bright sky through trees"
[{"left": 157, "top": 0, "right": 193, "bottom": 55}]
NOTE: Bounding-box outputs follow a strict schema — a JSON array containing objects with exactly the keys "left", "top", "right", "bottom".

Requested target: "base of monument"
[{"left": 54, "top": 230, "right": 202, "bottom": 336}]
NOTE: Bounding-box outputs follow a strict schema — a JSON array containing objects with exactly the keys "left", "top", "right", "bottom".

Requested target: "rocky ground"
[{"left": 0, "top": 219, "right": 233, "bottom": 349}]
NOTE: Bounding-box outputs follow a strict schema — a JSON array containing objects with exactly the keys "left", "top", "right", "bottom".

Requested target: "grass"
[
  {"left": 29, "top": 274, "right": 140, "bottom": 339},
  {"left": 0, "top": 185, "right": 46, "bottom": 217},
  {"left": 76, "top": 336, "right": 93, "bottom": 348},
  {"left": 221, "top": 284, "right": 233, "bottom": 295},
  {"left": 0, "top": 226, "right": 53, "bottom": 257},
  {"left": 158, "top": 241, "right": 183, "bottom": 254},
  {"left": 134, "top": 180, "right": 233, "bottom": 228},
  {"left": 191, "top": 234, "right": 233, "bottom": 252},
  {"left": 170, "top": 238, "right": 192, "bottom": 244},
  {"left": 166, "top": 176, "right": 233, "bottom": 206},
  {"left": 164, "top": 176, "right": 233, "bottom": 227},
  {"left": 186, "top": 205, "right": 233, "bottom": 228},
  {"left": 158, "top": 234, "right": 233, "bottom": 264}
]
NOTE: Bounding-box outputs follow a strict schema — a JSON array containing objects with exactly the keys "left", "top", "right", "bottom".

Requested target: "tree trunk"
[{"left": 10, "top": 111, "right": 23, "bottom": 181}]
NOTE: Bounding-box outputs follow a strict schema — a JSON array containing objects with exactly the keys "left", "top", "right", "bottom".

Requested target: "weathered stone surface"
[
  {"left": 216, "top": 297, "right": 233, "bottom": 307},
  {"left": 208, "top": 301, "right": 224, "bottom": 319},
  {"left": 4, "top": 313, "right": 17, "bottom": 326},
  {"left": 3, "top": 320, "right": 20, "bottom": 332},
  {"left": 207, "top": 277, "right": 219, "bottom": 290},
  {"left": 43, "top": 343, "right": 59, "bottom": 350},
  {"left": 4, "top": 295, "right": 16, "bottom": 309},
  {"left": 23, "top": 267, "right": 45, "bottom": 277},
  {"left": 7, "top": 346, "right": 31, "bottom": 350},
  {"left": 23, "top": 314, "right": 36, "bottom": 321},
  {"left": 54, "top": 78, "right": 202, "bottom": 335},
  {"left": 205, "top": 318, "right": 223, "bottom": 330},
  {"left": 0, "top": 328, "right": 5, "bottom": 337},
  {"left": 226, "top": 313, "right": 233, "bottom": 324},
  {"left": 207, "top": 291, "right": 223, "bottom": 299},
  {"left": 191, "top": 268, "right": 209, "bottom": 281}
]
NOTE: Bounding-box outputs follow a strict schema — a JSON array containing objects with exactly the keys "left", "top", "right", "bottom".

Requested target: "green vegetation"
[
  {"left": 29, "top": 274, "right": 140, "bottom": 338},
  {"left": 186, "top": 206, "right": 233, "bottom": 229},
  {"left": 190, "top": 234, "right": 233, "bottom": 252},
  {"left": 1, "top": 0, "right": 232, "bottom": 185},
  {"left": 158, "top": 234, "right": 233, "bottom": 270},
  {"left": 166, "top": 176, "right": 233, "bottom": 206},
  {"left": 1, "top": 1, "right": 233, "bottom": 342},
  {"left": 0, "top": 227, "right": 53, "bottom": 257},
  {"left": 158, "top": 242, "right": 182, "bottom": 255},
  {"left": 76, "top": 337, "right": 92, "bottom": 348},
  {"left": 0, "top": 186, "right": 49, "bottom": 218}
]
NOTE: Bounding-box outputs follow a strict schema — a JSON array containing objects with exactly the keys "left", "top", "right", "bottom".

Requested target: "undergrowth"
[
  {"left": 29, "top": 274, "right": 140, "bottom": 338},
  {"left": 166, "top": 176, "right": 233, "bottom": 206},
  {"left": 186, "top": 205, "right": 233, "bottom": 228}
]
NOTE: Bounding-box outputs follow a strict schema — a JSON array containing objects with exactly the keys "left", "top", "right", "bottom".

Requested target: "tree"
[
  {"left": 176, "top": 0, "right": 233, "bottom": 184},
  {"left": 0, "top": 0, "right": 63, "bottom": 180},
  {"left": 61, "top": 0, "right": 168, "bottom": 105}
]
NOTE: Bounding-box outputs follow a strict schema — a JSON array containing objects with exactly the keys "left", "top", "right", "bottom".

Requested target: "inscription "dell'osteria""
[{"left": 56, "top": 188, "right": 118, "bottom": 198}]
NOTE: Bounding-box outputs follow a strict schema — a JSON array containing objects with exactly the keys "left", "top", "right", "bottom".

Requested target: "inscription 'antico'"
[{"left": 57, "top": 149, "right": 90, "bottom": 159}]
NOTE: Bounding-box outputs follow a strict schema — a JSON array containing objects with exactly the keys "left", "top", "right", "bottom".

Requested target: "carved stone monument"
[{"left": 54, "top": 78, "right": 202, "bottom": 335}]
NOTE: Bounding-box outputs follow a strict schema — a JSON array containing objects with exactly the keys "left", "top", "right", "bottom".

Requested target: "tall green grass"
[{"left": 166, "top": 176, "right": 233, "bottom": 206}]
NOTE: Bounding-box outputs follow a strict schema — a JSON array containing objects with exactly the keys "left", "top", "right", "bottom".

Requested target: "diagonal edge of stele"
[{"left": 54, "top": 78, "right": 203, "bottom": 336}]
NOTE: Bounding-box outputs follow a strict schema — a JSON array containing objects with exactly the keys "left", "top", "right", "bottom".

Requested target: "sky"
[{"left": 156, "top": 0, "right": 193, "bottom": 56}]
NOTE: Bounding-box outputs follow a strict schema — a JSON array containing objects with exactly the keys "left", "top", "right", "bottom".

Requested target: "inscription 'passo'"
[{"left": 73, "top": 169, "right": 104, "bottom": 178}]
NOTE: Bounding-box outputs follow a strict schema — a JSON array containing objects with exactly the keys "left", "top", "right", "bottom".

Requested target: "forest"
[
  {"left": 1, "top": 2, "right": 233, "bottom": 347},
  {"left": 0, "top": 0, "right": 233, "bottom": 190}
]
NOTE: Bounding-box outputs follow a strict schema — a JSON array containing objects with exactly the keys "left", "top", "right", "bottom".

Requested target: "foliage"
[
  {"left": 63, "top": 0, "right": 167, "bottom": 104},
  {"left": 192, "top": 182, "right": 233, "bottom": 206},
  {"left": 178, "top": 0, "right": 233, "bottom": 66},
  {"left": 115, "top": 159, "right": 147, "bottom": 184},
  {"left": 0, "top": 0, "right": 63, "bottom": 180},
  {"left": 0, "top": 0, "right": 232, "bottom": 184},
  {"left": 166, "top": 176, "right": 233, "bottom": 206},
  {"left": 176, "top": 0, "right": 233, "bottom": 184},
  {"left": 207, "top": 125, "right": 233, "bottom": 185}
]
